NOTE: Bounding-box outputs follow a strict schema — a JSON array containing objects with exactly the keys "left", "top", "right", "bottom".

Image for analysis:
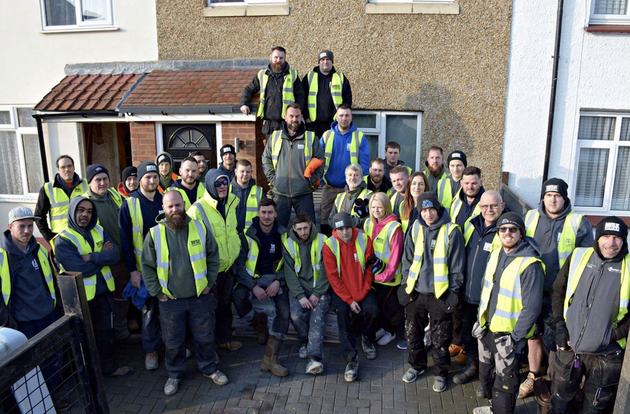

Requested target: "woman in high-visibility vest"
[
  {"left": 363, "top": 192, "right": 404, "bottom": 347},
  {"left": 400, "top": 172, "right": 429, "bottom": 234}
]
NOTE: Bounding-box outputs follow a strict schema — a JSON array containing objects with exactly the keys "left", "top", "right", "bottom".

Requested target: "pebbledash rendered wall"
[{"left": 155, "top": 0, "right": 513, "bottom": 190}]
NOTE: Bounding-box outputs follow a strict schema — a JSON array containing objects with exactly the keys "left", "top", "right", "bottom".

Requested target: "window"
[
  {"left": 40, "top": 0, "right": 114, "bottom": 31},
  {"left": 353, "top": 111, "right": 423, "bottom": 171},
  {"left": 590, "top": 0, "right": 630, "bottom": 25},
  {"left": 573, "top": 113, "right": 630, "bottom": 213},
  {"left": 0, "top": 107, "right": 45, "bottom": 199},
  {"left": 161, "top": 124, "right": 217, "bottom": 171},
  {"left": 366, "top": 0, "right": 459, "bottom": 14}
]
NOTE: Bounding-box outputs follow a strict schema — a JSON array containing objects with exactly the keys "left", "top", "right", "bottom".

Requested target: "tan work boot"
[{"left": 261, "top": 335, "right": 289, "bottom": 377}]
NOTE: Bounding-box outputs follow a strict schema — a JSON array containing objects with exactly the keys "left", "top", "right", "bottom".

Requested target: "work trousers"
[{"left": 331, "top": 290, "right": 378, "bottom": 363}]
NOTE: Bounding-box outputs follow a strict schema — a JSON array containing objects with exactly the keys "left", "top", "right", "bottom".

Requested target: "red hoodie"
[{"left": 323, "top": 228, "right": 375, "bottom": 304}]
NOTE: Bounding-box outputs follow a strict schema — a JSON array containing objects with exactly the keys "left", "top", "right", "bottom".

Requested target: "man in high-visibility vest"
[
  {"left": 262, "top": 103, "right": 324, "bottom": 228},
  {"left": 319, "top": 104, "right": 371, "bottom": 235},
  {"left": 328, "top": 164, "right": 373, "bottom": 230},
  {"left": 35, "top": 154, "right": 87, "bottom": 242},
  {"left": 55, "top": 197, "right": 133, "bottom": 377},
  {"left": 141, "top": 190, "right": 226, "bottom": 396},
  {"left": 549, "top": 216, "right": 629, "bottom": 414},
  {"left": 519, "top": 178, "right": 593, "bottom": 399},
  {"left": 422, "top": 146, "right": 448, "bottom": 192},
  {"left": 472, "top": 212, "right": 544, "bottom": 414},
  {"left": 323, "top": 212, "right": 378, "bottom": 383},
  {"left": 399, "top": 192, "right": 464, "bottom": 392},
  {"left": 118, "top": 161, "right": 164, "bottom": 371},
  {"left": 383, "top": 141, "right": 413, "bottom": 179},
  {"left": 453, "top": 190, "right": 504, "bottom": 392},
  {"left": 389, "top": 165, "right": 410, "bottom": 219},
  {"left": 230, "top": 159, "right": 264, "bottom": 234},
  {"left": 364, "top": 157, "right": 392, "bottom": 194},
  {"left": 437, "top": 150, "right": 467, "bottom": 209},
  {"left": 240, "top": 46, "right": 306, "bottom": 137},
  {"left": 302, "top": 49, "right": 352, "bottom": 139},
  {"left": 283, "top": 214, "right": 330, "bottom": 375},
  {"left": 169, "top": 156, "right": 206, "bottom": 210},
  {"left": 233, "top": 198, "right": 291, "bottom": 377}
]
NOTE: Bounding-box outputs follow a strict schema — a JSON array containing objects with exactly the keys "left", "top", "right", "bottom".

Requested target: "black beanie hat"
[
  {"left": 497, "top": 212, "right": 526, "bottom": 235},
  {"left": 541, "top": 178, "right": 569, "bottom": 203},
  {"left": 220, "top": 144, "right": 235, "bottom": 158},
  {"left": 122, "top": 166, "right": 137, "bottom": 182},
  {"left": 595, "top": 216, "right": 628, "bottom": 242},
  {"left": 86, "top": 164, "right": 109, "bottom": 183},
  {"left": 446, "top": 150, "right": 468, "bottom": 167},
  {"left": 417, "top": 192, "right": 441, "bottom": 211},
  {"left": 137, "top": 161, "right": 158, "bottom": 180}
]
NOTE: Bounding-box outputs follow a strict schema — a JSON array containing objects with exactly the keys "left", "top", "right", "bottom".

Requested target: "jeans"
[
  {"left": 88, "top": 292, "right": 117, "bottom": 375},
  {"left": 158, "top": 291, "right": 218, "bottom": 379},
  {"left": 289, "top": 293, "right": 330, "bottom": 360},
  {"left": 214, "top": 268, "right": 235, "bottom": 345},
  {"left": 331, "top": 290, "right": 378, "bottom": 363},
  {"left": 142, "top": 296, "right": 162, "bottom": 353},
  {"left": 274, "top": 193, "right": 317, "bottom": 229},
  {"left": 232, "top": 279, "right": 290, "bottom": 340},
  {"left": 374, "top": 283, "right": 404, "bottom": 336}
]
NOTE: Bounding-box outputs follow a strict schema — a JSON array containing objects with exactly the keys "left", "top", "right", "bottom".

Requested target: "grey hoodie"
[
  {"left": 327, "top": 181, "right": 372, "bottom": 229},
  {"left": 283, "top": 226, "right": 329, "bottom": 300}
]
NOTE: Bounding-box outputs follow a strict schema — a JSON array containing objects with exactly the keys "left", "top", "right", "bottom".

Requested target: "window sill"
[
  {"left": 40, "top": 26, "right": 119, "bottom": 34},
  {"left": 0, "top": 195, "right": 38, "bottom": 203},
  {"left": 586, "top": 24, "right": 630, "bottom": 33},
  {"left": 365, "top": 2, "right": 459, "bottom": 15},
  {"left": 203, "top": 4, "right": 290, "bottom": 17}
]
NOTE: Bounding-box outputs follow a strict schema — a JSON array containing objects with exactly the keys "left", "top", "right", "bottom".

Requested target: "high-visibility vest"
[
  {"left": 256, "top": 68, "right": 298, "bottom": 119},
  {"left": 0, "top": 245, "right": 56, "bottom": 306},
  {"left": 54, "top": 225, "right": 115, "bottom": 301},
  {"left": 334, "top": 188, "right": 373, "bottom": 218},
  {"left": 321, "top": 130, "right": 364, "bottom": 182},
  {"left": 126, "top": 197, "right": 145, "bottom": 270},
  {"left": 406, "top": 222, "right": 459, "bottom": 298},
  {"left": 269, "top": 130, "right": 315, "bottom": 170},
  {"left": 244, "top": 236, "right": 284, "bottom": 279},
  {"left": 167, "top": 184, "right": 207, "bottom": 211},
  {"left": 564, "top": 247, "right": 630, "bottom": 348},
  {"left": 422, "top": 167, "right": 447, "bottom": 182},
  {"left": 525, "top": 210, "right": 583, "bottom": 269},
  {"left": 463, "top": 221, "right": 502, "bottom": 251},
  {"left": 324, "top": 231, "right": 368, "bottom": 278},
  {"left": 83, "top": 188, "right": 123, "bottom": 209},
  {"left": 450, "top": 197, "right": 481, "bottom": 228},
  {"left": 150, "top": 219, "right": 209, "bottom": 297},
  {"left": 306, "top": 71, "right": 344, "bottom": 121},
  {"left": 363, "top": 218, "right": 402, "bottom": 286},
  {"left": 282, "top": 233, "right": 327, "bottom": 288},
  {"left": 230, "top": 184, "right": 263, "bottom": 232},
  {"left": 438, "top": 177, "right": 460, "bottom": 209},
  {"left": 187, "top": 193, "right": 240, "bottom": 272},
  {"left": 44, "top": 180, "right": 88, "bottom": 233},
  {"left": 390, "top": 192, "right": 404, "bottom": 218},
  {"left": 478, "top": 249, "right": 542, "bottom": 338}
]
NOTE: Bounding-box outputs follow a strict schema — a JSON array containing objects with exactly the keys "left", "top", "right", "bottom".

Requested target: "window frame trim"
[
  {"left": 589, "top": 0, "right": 630, "bottom": 26},
  {"left": 39, "top": 0, "right": 115, "bottom": 32}
]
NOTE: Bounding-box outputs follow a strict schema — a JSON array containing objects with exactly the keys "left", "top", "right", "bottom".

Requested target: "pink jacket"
[{"left": 371, "top": 214, "right": 403, "bottom": 284}]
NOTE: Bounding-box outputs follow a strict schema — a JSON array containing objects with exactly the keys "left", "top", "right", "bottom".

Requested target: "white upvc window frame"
[
  {"left": 207, "top": 0, "right": 285, "bottom": 4},
  {"left": 40, "top": 0, "right": 115, "bottom": 32},
  {"left": 589, "top": 0, "right": 630, "bottom": 25},
  {"left": 572, "top": 111, "right": 630, "bottom": 215},
  {"left": 369, "top": 0, "right": 454, "bottom": 3},
  {"left": 0, "top": 106, "right": 43, "bottom": 202}
]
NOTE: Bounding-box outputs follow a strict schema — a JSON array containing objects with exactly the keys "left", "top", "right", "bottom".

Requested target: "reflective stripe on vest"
[
  {"left": 322, "top": 130, "right": 364, "bottom": 181},
  {"left": 478, "top": 251, "right": 541, "bottom": 337},
  {"left": 438, "top": 178, "right": 460, "bottom": 209},
  {"left": 390, "top": 192, "right": 404, "bottom": 218},
  {"left": 245, "top": 186, "right": 263, "bottom": 231},
  {"left": 244, "top": 236, "right": 283, "bottom": 279},
  {"left": 256, "top": 69, "right": 298, "bottom": 119},
  {"left": 564, "top": 247, "right": 630, "bottom": 348},
  {"left": 334, "top": 188, "right": 373, "bottom": 218},
  {"left": 269, "top": 130, "right": 315, "bottom": 170},
  {"left": 150, "top": 220, "right": 209, "bottom": 297},
  {"left": 55, "top": 225, "right": 114, "bottom": 301},
  {"left": 324, "top": 232, "right": 368, "bottom": 278},
  {"left": 463, "top": 222, "right": 502, "bottom": 251},
  {"left": 166, "top": 185, "right": 206, "bottom": 211},
  {"left": 44, "top": 180, "right": 88, "bottom": 233},
  {"left": 282, "top": 233, "right": 327, "bottom": 288},
  {"left": 406, "top": 222, "right": 458, "bottom": 298},
  {"left": 525, "top": 210, "right": 582, "bottom": 269},
  {"left": 0, "top": 246, "right": 56, "bottom": 306},
  {"left": 306, "top": 71, "right": 344, "bottom": 121},
  {"left": 127, "top": 197, "right": 144, "bottom": 270},
  {"left": 364, "top": 218, "right": 402, "bottom": 286}
]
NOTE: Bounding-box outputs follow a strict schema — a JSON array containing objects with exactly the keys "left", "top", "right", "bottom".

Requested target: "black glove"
[
  {"left": 555, "top": 324, "right": 569, "bottom": 349},
  {"left": 353, "top": 198, "right": 369, "bottom": 218}
]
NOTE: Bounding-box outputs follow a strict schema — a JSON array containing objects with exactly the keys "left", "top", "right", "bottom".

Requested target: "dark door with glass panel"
[{"left": 162, "top": 124, "right": 217, "bottom": 172}]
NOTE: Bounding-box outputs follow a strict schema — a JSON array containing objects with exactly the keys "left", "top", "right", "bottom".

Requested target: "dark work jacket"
[
  {"left": 34, "top": 173, "right": 84, "bottom": 241},
  {"left": 366, "top": 175, "right": 392, "bottom": 194},
  {"left": 453, "top": 186, "right": 485, "bottom": 229},
  {"left": 463, "top": 215, "right": 498, "bottom": 305},
  {"left": 301, "top": 66, "right": 352, "bottom": 126}
]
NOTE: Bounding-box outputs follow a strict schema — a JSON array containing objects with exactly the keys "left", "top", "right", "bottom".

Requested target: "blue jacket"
[{"left": 319, "top": 121, "right": 370, "bottom": 188}]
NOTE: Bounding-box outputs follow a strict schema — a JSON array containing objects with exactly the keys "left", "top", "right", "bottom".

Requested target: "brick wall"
[
  {"left": 221, "top": 121, "right": 267, "bottom": 188},
  {"left": 130, "top": 122, "right": 157, "bottom": 166}
]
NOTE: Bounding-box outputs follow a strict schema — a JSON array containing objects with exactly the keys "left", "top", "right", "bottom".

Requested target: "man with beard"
[
  {"left": 302, "top": 49, "right": 352, "bottom": 138},
  {"left": 389, "top": 166, "right": 410, "bottom": 219},
  {"left": 142, "top": 190, "right": 226, "bottom": 396},
  {"left": 189, "top": 169, "right": 242, "bottom": 351},
  {"left": 383, "top": 142, "right": 412, "bottom": 179},
  {"left": 233, "top": 198, "right": 291, "bottom": 377},
  {"left": 169, "top": 156, "right": 206, "bottom": 210},
  {"left": 191, "top": 151, "right": 209, "bottom": 182},
  {"left": 230, "top": 159, "right": 264, "bottom": 233},
  {"left": 422, "top": 146, "right": 447, "bottom": 192},
  {"left": 518, "top": 178, "right": 593, "bottom": 399},
  {"left": 328, "top": 164, "right": 373, "bottom": 230},
  {"left": 262, "top": 103, "right": 324, "bottom": 228},
  {"left": 119, "top": 161, "right": 164, "bottom": 371},
  {"left": 35, "top": 154, "right": 88, "bottom": 242},
  {"left": 55, "top": 197, "right": 133, "bottom": 377},
  {"left": 217, "top": 145, "right": 236, "bottom": 182},
  {"left": 364, "top": 158, "right": 392, "bottom": 194},
  {"left": 437, "top": 150, "right": 467, "bottom": 209},
  {"left": 319, "top": 104, "right": 370, "bottom": 235},
  {"left": 240, "top": 46, "right": 305, "bottom": 137}
]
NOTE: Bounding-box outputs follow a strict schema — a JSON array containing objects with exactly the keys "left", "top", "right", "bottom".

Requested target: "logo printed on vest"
[
  {"left": 546, "top": 185, "right": 559, "bottom": 192},
  {"left": 605, "top": 222, "right": 621, "bottom": 232},
  {"left": 191, "top": 239, "right": 201, "bottom": 246}
]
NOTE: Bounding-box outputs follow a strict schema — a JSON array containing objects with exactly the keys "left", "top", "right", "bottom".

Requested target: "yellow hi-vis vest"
[
  {"left": 306, "top": 71, "right": 344, "bottom": 121},
  {"left": 83, "top": 188, "right": 123, "bottom": 209},
  {"left": 187, "top": 192, "right": 240, "bottom": 272},
  {"left": 478, "top": 249, "right": 542, "bottom": 338},
  {"left": 126, "top": 197, "right": 145, "bottom": 270},
  {"left": 269, "top": 130, "right": 315, "bottom": 170},
  {"left": 0, "top": 246, "right": 56, "bottom": 306},
  {"left": 390, "top": 192, "right": 404, "bottom": 218},
  {"left": 450, "top": 196, "right": 481, "bottom": 230},
  {"left": 321, "top": 130, "right": 364, "bottom": 182},
  {"left": 363, "top": 218, "right": 402, "bottom": 286},
  {"left": 525, "top": 210, "right": 583, "bottom": 269},
  {"left": 230, "top": 184, "right": 263, "bottom": 232},
  {"left": 334, "top": 188, "right": 373, "bottom": 219},
  {"left": 438, "top": 177, "right": 460, "bottom": 209},
  {"left": 256, "top": 68, "right": 298, "bottom": 119},
  {"left": 167, "top": 184, "right": 207, "bottom": 211},
  {"left": 282, "top": 233, "right": 327, "bottom": 288},
  {"left": 44, "top": 179, "right": 88, "bottom": 233},
  {"left": 150, "top": 219, "right": 209, "bottom": 297},
  {"left": 324, "top": 231, "right": 368, "bottom": 278},
  {"left": 463, "top": 221, "right": 502, "bottom": 250},
  {"left": 244, "top": 236, "right": 284, "bottom": 279},
  {"left": 563, "top": 247, "right": 630, "bottom": 348},
  {"left": 406, "top": 222, "right": 458, "bottom": 298},
  {"left": 54, "top": 225, "right": 115, "bottom": 301}
]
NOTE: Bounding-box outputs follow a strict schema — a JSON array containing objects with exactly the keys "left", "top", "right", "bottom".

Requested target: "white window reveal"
[
  {"left": 366, "top": 0, "right": 459, "bottom": 14},
  {"left": 353, "top": 111, "right": 423, "bottom": 172},
  {"left": 207, "top": 0, "right": 285, "bottom": 4},
  {"left": 40, "top": 0, "right": 114, "bottom": 31},
  {"left": 590, "top": 0, "right": 630, "bottom": 25},
  {"left": 0, "top": 107, "right": 45, "bottom": 200},
  {"left": 573, "top": 113, "right": 630, "bottom": 214}
]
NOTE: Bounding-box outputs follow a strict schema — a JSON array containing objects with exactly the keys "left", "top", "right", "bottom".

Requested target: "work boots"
[
  {"left": 453, "top": 360, "right": 479, "bottom": 385},
  {"left": 250, "top": 312, "right": 269, "bottom": 345},
  {"left": 261, "top": 335, "right": 289, "bottom": 377}
]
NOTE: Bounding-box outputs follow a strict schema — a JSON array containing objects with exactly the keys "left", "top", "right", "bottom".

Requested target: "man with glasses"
[{"left": 472, "top": 212, "right": 544, "bottom": 414}]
